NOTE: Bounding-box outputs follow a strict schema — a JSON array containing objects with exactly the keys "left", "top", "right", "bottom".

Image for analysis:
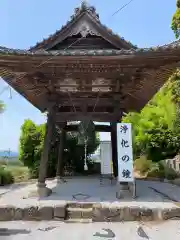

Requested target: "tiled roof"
[
  {"left": 0, "top": 40, "right": 180, "bottom": 57},
  {"left": 30, "top": 1, "right": 137, "bottom": 50}
]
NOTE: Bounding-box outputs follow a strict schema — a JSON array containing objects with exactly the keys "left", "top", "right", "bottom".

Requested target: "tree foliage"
[
  {"left": 123, "top": 81, "right": 180, "bottom": 161},
  {"left": 19, "top": 120, "right": 100, "bottom": 177},
  {"left": 0, "top": 100, "right": 5, "bottom": 114},
  {"left": 171, "top": 0, "right": 180, "bottom": 38},
  {"left": 124, "top": 5, "right": 180, "bottom": 162}
]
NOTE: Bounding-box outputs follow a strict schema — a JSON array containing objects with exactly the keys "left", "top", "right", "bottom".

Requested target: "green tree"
[
  {"left": 0, "top": 100, "right": 5, "bottom": 113},
  {"left": 171, "top": 0, "right": 180, "bottom": 38},
  {"left": 19, "top": 120, "right": 100, "bottom": 177},
  {"left": 123, "top": 81, "right": 178, "bottom": 161}
]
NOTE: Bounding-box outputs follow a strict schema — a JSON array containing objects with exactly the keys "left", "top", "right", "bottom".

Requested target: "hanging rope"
[
  {"left": 78, "top": 120, "right": 95, "bottom": 145},
  {"left": 84, "top": 138, "right": 88, "bottom": 170},
  {"left": 67, "top": 89, "right": 101, "bottom": 171}
]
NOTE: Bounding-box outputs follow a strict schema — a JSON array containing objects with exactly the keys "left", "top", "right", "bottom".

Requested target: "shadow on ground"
[{"left": 0, "top": 228, "right": 31, "bottom": 236}]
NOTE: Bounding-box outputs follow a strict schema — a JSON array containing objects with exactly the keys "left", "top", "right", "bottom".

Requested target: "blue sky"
[{"left": 0, "top": 0, "right": 176, "bottom": 151}]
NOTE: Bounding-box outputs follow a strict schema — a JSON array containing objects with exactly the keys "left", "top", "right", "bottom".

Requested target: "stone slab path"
[
  {"left": 0, "top": 178, "right": 180, "bottom": 203},
  {"left": 1, "top": 220, "right": 180, "bottom": 240}
]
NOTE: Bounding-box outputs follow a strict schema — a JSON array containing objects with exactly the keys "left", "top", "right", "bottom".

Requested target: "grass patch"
[
  {"left": 0, "top": 159, "right": 30, "bottom": 182},
  {"left": 134, "top": 155, "right": 179, "bottom": 180},
  {"left": 134, "top": 156, "right": 153, "bottom": 175},
  {"left": 0, "top": 167, "right": 14, "bottom": 185},
  {"left": 4, "top": 165, "right": 30, "bottom": 183},
  {"left": 0, "top": 159, "right": 23, "bottom": 166}
]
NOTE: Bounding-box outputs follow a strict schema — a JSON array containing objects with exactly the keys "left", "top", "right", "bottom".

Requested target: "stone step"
[
  {"left": 67, "top": 202, "right": 94, "bottom": 209},
  {"left": 66, "top": 207, "right": 93, "bottom": 219},
  {"left": 65, "top": 218, "right": 92, "bottom": 223},
  {"left": 0, "top": 203, "right": 179, "bottom": 222}
]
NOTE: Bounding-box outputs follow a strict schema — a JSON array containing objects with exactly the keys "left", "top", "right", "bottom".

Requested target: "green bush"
[
  {"left": 0, "top": 159, "right": 7, "bottom": 166},
  {"left": 134, "top": 156, "right": 153, "bottom": 174},
  {"left": 147, "top": 168, "right": 165, "bottom": 179},
  {"left": 0, "top": 167, "right": 14, "bottom": 185},
  {"left": 19, "top": 119, "right": 100, "bottom": 178},
  {"left": 4, "top": 166, "right": 30, "bottom": 182},
  {"left": 164, "top": 166, "right": 178, "bottom": 180},
  {"left": 0, "top": 159, "right": 23, "bottom": 167},
  {"left": 147, "top": 162, "right": 178, "bottom": 180}
]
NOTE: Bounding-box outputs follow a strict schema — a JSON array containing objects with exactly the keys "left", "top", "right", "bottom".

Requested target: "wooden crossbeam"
[
  {"left": 62, "top": 124, "right": 111, "bottom": 132},
  {"left": 55, "top": 112, "right": 122, "bottom": 122}
]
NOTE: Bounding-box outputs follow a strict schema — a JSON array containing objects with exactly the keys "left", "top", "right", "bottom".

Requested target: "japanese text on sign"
[{"left": 117, "top": 123, "right": 134, "bottom": 182}]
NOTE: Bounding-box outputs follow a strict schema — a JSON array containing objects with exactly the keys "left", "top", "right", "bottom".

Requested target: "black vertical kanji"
[
  {"left": 120, "top": 125, "right": 128, "bottom": 134},
  {"left": 121, "top": 139, "right": 129, "bottom": 148},
  {"left": 121, "top": 155, "right": 130, "bottom": 162},
  {"left": 122, "top": 169, "right": 131, "bottom": 178}
]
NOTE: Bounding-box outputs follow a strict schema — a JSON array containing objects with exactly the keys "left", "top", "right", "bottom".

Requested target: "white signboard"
[{"left": 117, "top": 123, "right": 134, "bottom": 182}]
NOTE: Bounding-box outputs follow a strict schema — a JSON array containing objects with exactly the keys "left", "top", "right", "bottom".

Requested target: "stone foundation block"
[
  {"left": 161, "top": 207, "right": 180, "bottom": 220},
  {"left": 39, "top": 206, "right": 53, "bottom": 220},
  {"left": 92, "top": 204, "right": 122, "bottom": 222},
  {"left": 54, "top": 204, "right": 66, "bottom": 219},
  {"left": 23, "top": 206, "right": 39, "bottom": 220},
  {"left": 0, "top": 206, "right": 14, "bottom": 221},
  {"left": 92, "top": 205, "right": 155, "bottom": 222},
  {"left": 67, "top": 208, "right": 82, "bottom": 219},
  {"left": 67, "top": 202, "right": 93, "bottom": 209},
  {"left": 81, "top": 209, "right": 93, "bottom": 219},
  {"left": 128, "top": 207, "right": 153, "bottom": 221}
]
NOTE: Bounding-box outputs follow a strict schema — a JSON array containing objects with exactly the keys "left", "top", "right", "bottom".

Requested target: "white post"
[{"left": 116, "top": 123, "right": 136, "bottom": 198}]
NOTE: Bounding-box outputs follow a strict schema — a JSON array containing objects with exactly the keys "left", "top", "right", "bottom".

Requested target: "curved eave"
[
  {"left": 2, "top": 77, "right": 45, "bottom": 112},
  {"left": 1, "top": 42, "right": 180, "bottom": 58},
  {"left": 0, "top": 43, "right": 180, "bottom": 115}
]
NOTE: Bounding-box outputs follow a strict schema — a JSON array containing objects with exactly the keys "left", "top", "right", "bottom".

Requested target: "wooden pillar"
[
  {"left": 56, "top": 126, "right": 66, "bottom": 182},
  {"left": 37, "top": 109, "right": 54, "bottom": 197},
  {"left": 110, "top": 122, "right": 118, "bottom": 178}
]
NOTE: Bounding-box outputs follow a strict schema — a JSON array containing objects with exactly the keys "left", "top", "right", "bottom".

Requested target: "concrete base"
[
  {"left": 116, "top": 182, "right": 131, "bottom": 199},
  {"left": 120, "top": 182, "right": 129, "bottom": 190},
  {"left": 116, "top": 182, "right": 138, "bottom": 199},
  {"left": 37, "top": 184, "right": 52, "bottom": 198},
  {"left": 55, "top": 176, "right": 67, "bottom": 184}
]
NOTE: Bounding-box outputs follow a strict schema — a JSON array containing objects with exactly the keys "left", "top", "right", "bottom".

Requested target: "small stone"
[
  {"left": 0, "top": 206, "right": 14, "bottom": 221},
  {"left": 39, "top": 206, "right": 53, "bottom": 220},
  {"left": 54, "top": 204, "right": 66, "bottom": 219}
]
